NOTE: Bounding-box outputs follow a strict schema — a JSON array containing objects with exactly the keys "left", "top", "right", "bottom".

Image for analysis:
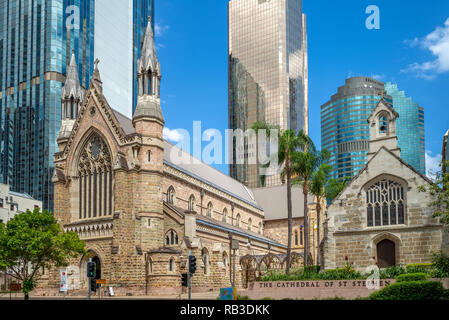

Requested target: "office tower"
[
  {"left": 0, "top": 0, "right": 95, "bottom": 211},
  {"left": 385, "top": 82, "right": 425, "bottom": 175},
  {"left": 321, "top": 77, "right": 393, "bottom": 180},
  {"left": 94, "top": 0, "right": 154, "bottom": 116},
  {"left": 228, "top": 0, "right": 308, "bottom": 188},
  {"left": 443, "top": 130, "right": 449, "bottom": 174},
  {"left": 0, "top": 0, "right": 154, "bottom": 211}
]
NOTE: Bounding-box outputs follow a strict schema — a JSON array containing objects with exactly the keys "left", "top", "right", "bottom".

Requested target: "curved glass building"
[
  {"left": 385, "top": 82, "right": 425, "bottom": 175},
  {"left": 321, "top": 77, "right": 392, "bottom": 180}
]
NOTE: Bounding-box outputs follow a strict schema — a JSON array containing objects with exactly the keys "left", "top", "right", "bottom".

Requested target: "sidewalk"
[{"left": 0, "top": 291, "right": 220, "bottom": 300}]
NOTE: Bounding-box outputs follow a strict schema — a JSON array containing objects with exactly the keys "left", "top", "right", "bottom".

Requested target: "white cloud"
[
  {"left": 401, "top": 17, "right": 449, "bottom": 79},
  {"left": 425, "top": 150, "right": 442, "bottom": 179},
  {"left": 155, "top": 23, "right": 170, "bottom": 37},
  {"left": 163, "top": 128, "right": 185, "bottom": 143},
  {"left": 372, "top": 74, "right": 386, "bottom": 81}
]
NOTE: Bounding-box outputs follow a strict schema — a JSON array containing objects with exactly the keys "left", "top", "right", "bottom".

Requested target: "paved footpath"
[{"left": 0, "top": 291, "right": 220, "bottom": 300}]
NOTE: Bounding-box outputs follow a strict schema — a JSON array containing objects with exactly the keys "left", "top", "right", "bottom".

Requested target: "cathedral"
[
  {"left": 35, "top": 18, "right": 320, "bottom": 296},
  {"left": 323, "top": 99, "right": 449, "bottom": 271}
]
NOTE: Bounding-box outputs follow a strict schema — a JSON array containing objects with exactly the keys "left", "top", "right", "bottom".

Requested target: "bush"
[
  {"left": 369, "top": 281, "right": 446, "bottom": 300},
  {"left": 260, "top": 267, "right": 364, "bottom": 281},
  {"left": 406, "top": 263, "right": 433, "bottom": 274},
  {"left": 236, "top": 295, "right": 251, "bottom": 300},
  {"left": 319, "top": 268, "right": 363, "bottom": 280},
  {"left": 396, "top": 273, "right": 428, "bottom": 282},
  {"left": 431, "top": 252, "right": 449, "bottom": 278},
  {"left": 379, "top": 266, "right": 407, "bottom": 279}
]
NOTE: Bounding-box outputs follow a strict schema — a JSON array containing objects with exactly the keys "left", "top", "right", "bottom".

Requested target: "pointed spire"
[
  {"left": 62, "top": 50, "right": 84, "bottom": 101},
  {"left": 138, "top": 16, "right": 160, "bottom": 76}
]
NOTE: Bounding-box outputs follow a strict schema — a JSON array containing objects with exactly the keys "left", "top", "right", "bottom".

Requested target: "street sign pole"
[
  {"left": 188, "top": 250, "right": 191, "bottom": 301},
  {"left": 88, "top": 258, "right": 92, "bottom": 301}
]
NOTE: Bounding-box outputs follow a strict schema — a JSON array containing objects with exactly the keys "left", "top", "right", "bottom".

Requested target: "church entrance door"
[{"left": 377, "top": 239, "right": 396, "bottom": 268}]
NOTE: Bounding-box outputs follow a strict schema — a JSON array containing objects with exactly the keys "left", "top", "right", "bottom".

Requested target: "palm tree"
[
  {"left": 290, "top": 132, "right": 330, "bottom": 267},
  {"left": 325, "top": 177, "right": 351, "bottom": 204},
  {"left": 308, "top": 159, "right": 332, "bottom": 268},
  {"left": 251, "top": 121, "right": 301, "bottom": 274}
]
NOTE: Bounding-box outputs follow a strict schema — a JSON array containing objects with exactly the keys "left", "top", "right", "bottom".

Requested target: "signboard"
[
  {"left": 96, "top": 279, "right": 107, "bottom": 285},
  {"left": 10, "top": 283, "right": 21, "bottom": 292},
  {"left": 231, "top": 239, "right": 239, "bottom": 250},
  {"left": 60, "top": 269, "right": 68, "bottom": 292},
  {"left": 219, "top": 288, "right": 234, "bottom": 300}
]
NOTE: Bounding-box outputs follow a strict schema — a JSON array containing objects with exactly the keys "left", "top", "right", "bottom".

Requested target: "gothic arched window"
[
  {"left": 379, "top": 115, "right": 388, "bottom": 134},
  {"left": 165, "top": 230, "right": 179, "bottom": 246},
  {"left": 258, "top": 222, "right": 262, "bottom": 234},
  {"left": 222, "top": 208, "right": 228, "bottom": 223},
  {"left": 202, "top": 248, "right": 209, "bottom": 275},
  {"left": 167, "top": 186, "right": 175, "bottom": 205},
  {"left": 247, "top": 218, "right": 252, "bottom": 231},
  {"left": 366, "top": 179, "right": 405, "bottom": 227},
  {"left": 236, "top": 214, "right": 241, "bottom": 228},
  {"left": 207, "top": 202, "right": 213, "bottom": 218},
  {"left": 77, "top": 133, "right": 113, "bottom": 220},
  {"left": 169, "top": 257, "right": 175, "bottom": 272},
  {"left": 188, "top": 195, "right": 196, "bottom": 211}
]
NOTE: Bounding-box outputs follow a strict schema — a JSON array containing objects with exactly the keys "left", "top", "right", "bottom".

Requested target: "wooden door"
[{"left": 377, "top": 239, "right": 396, "bottom": 268}]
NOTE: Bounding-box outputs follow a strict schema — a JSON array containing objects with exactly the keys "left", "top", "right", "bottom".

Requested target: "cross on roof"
[{"left": 94, "top": 58, "right": 100, "bottom": 70}]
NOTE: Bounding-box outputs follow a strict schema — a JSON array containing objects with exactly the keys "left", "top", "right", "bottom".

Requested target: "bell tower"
[{"left": 367, "top": 98, "right": 401, "bottom": 161}]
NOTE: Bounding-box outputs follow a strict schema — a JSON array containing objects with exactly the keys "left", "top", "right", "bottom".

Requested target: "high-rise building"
[
  {"left": 0, "top": 0, "right": 154, "bottom": 211},
  {"left": 384, "top": 82, "right": 425, "bottom": 175},
  {"left": 321, "top": 77, "right": 426, "bottom": 181},
  {"left": 228, "top": 0, "right": 308, "bottom": 188},
  {"left": 0, "top": 0, "right": 95, "bottom": 211},
  {"left": 94, "top": 0, "right": 154, "bottom": 116},
  {"left": 443, "top": 130, "right": 449, "bottom": 174},
  {"left": 321, "top": 77, "right": 393, "bottom": 180}
]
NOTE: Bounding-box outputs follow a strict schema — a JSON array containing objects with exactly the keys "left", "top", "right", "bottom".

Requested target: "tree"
[
  {"left": 290, "top": 134, "right": 328, "bottom": 268},
  {"left": 0, "top": 208, "right": 86, "bottom": 300},
  {"left": 308, "top": 160, "right": 332, "bottom": 267},
  {"left": 325, "top": 177, "right": 351, "bottom": 204},
  {"left": 251, "top": 121, "right": 302, "bottom": 274},
  {"left": 418, "top": 161, "right": 449, "bottom": 226}
]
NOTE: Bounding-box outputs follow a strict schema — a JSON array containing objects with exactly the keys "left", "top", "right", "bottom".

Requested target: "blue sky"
[{"left": 153, "top": 0, "right": 449, "bottom": 176}]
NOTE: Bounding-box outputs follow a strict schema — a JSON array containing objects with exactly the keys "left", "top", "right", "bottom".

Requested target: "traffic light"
[
  {"left": 188, "top": 255, "right": 197, "bottom": 274},
  {"left": 87, "top": 261, "right": 96, "bottom": 278},
  {"left": 90, "top": 278, "right": 97, "bottom": 292},
  {"left": 181, "top": 273, "right": 188, "bottom": 287}
]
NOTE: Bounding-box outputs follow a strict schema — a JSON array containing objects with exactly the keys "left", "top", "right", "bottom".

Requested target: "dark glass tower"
[{"left": 0, "top": 0, "right": 95, "bottom": 211}]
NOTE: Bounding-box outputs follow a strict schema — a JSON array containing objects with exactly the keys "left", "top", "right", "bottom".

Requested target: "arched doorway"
[
  {"left": 377, "top": 239, "right": 396, "bottom": 268},
  {"left": 92, "top": 256, "right": 102, "bottom": 280}
]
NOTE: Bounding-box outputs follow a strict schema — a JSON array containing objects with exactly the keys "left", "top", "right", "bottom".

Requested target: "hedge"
[
  {"left": 396, "top": 273, "right": 428, "bottom": 283},
  {"left": 369, "top": 281, "right": 446, "bottom": 300}
]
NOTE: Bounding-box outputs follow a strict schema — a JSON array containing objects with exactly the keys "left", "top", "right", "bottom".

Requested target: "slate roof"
[{"left": 252, "top": 184, "right": 315, "bottom": 221}]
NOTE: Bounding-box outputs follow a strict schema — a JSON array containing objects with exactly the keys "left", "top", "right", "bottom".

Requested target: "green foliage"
[
  {"left": 236, "top": 295, "right": 251, "bottom": 300},
  {"left": 379, "top": 266, "right": 407, "bottom": 279},
  {"left": 369, "top": 281, "right": 446, "bottom": 300},
  {"left": 0, "top": 208, "right": 86, "bottom": 298},
  {"left": 396, "top": 273, "right": 428, "bottom": 282},
  {"left": 431, "top": 251, "right": 449, "bottom": 278},
  {"left": 418, "top": 160, "right": 449, "bottom": 226},
  {"left": 260, "top": 266, "right": 364, "bottom": 282},
  {"left": 325, "top": 177, "right": 351, "bottom": 204},
  {"left": 406, "top": 263, "right": 433, "bottom": 274},
  {"left": 261, "top": 297, "right": 274, "bottom": 300}
]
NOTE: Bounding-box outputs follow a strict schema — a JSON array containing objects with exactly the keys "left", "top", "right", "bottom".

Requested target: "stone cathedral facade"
[
  {"left": 36, "top": 19, "right": 304, "bottom": 296},
  {"left": 323, "top": 100, "right": 449, "bottom": 271}
]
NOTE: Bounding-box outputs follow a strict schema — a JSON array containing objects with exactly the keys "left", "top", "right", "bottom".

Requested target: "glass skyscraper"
[
  {"left": 0, "top": 0, "right": 95, "bottom": 211},
  {"left": 94, "top": 0, "right": 154, "bottom": 116},
  {"left": 385, "top": 82, "right": 425, "bottom": 175},
  {"left": 321, "top": 77, "right": 393, "bottom": 180},
  {"left": 228, "top": 0, "right": 308, "bottom": 188},
  {"left": 0, "top": 0, "right": 154, "bottom": 211},
  {"left": 321, "top": 77, "right": 426, "bottom": 181}
]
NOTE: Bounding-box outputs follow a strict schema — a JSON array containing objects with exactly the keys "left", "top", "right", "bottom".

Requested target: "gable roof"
[{"left": 331, "top": 146, "right": 433, "bottom": 205}]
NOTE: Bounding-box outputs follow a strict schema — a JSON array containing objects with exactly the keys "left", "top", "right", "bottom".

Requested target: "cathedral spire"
[{"left": 133, "top": 16, "right": 164, "bottom": 124}]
